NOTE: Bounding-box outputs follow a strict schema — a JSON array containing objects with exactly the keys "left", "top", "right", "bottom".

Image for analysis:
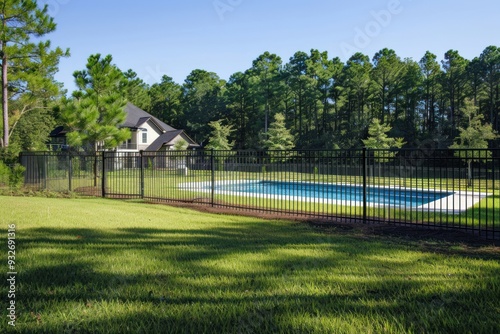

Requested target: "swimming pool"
[
  {"left": 179, "top": 180, "right": 489, "bottom": 212},
  {"left": 209, "top": 181, "right": 452, "bottom": 208}
]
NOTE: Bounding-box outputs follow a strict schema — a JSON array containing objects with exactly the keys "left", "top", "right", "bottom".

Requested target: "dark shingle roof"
[
  {"left": 136, "top": 117, "right": 151, "bottom": 127},
  {"left": 49, "top": 126, "right": 67, "bottom": 137},
  {"left": 122, "top": 103, "right": 176, "bottom": 132},
  {"left": 146, "top": 130, "right": 184, "bottom": 151}
]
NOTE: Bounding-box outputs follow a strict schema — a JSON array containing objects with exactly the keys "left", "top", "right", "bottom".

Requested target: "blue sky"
[{"left": 43, "top": 0, "right": 500, "bottom": 92}]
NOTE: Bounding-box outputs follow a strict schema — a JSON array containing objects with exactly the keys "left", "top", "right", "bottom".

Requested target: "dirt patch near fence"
[
  {"left": 73, "top": 186, "right": 102, "bottom": 197},
  {"left": 144, "top": 200, "right": 500, "bottom": 255}
]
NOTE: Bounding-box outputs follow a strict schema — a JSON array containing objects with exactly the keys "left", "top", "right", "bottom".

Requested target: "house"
[
  {"left": 49, "top": 103, "right": 200, "bottom": 152},
  {"left": 118, "top": 103, "right": 199, "bottom": 152}
]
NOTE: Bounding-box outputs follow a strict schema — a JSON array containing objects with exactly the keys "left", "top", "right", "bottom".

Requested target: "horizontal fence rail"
[{"left": 17, "top": 149, "right": 500, "bottom": 239}]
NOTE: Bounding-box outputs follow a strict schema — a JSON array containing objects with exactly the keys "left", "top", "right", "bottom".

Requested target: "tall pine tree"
[
  {"left": 1, "top": 0, "right": 68, "bottom": 149},
  {"left": 62, "top": 54, "right": 130, "bottom": 152}
]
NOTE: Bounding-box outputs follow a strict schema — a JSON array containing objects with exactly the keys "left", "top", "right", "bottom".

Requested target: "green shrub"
[
  {"left": 0, "top": 161, "right": 25, "bottom": 189},
  {"left": 0, "top": 161, "right": 10, "bottom": 186},
  {"left": 9, "top": 164, "right": 25, "bottom": 189}
]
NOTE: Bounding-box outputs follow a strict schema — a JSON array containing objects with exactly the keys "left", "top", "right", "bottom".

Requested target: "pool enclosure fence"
[{"left": 18, "top": 148, "right": 500, "bottom": 239}]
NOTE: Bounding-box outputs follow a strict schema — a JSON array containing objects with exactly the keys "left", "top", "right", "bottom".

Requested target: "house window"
[{"left": 142, "top": 132, "right": 148, "bottom": 144}]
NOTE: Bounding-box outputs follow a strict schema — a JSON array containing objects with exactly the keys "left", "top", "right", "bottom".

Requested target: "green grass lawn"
[{"left": 1, "top": 196, "right": 499, "bottom": 333}]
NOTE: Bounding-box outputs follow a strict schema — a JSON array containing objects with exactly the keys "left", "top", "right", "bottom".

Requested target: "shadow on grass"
[{"left": 13, "top": 222, "right": 500, "bottom": 333}]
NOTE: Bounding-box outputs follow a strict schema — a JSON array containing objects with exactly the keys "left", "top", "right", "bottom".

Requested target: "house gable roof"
[
  {"left": 122, "top": 103, "right": 176, "bottom": 133},
  {"left": 146, "top": 130, "right": 199, "bottom": 151},
  {"left": 146, "top": 130, "right": 185, "bottom": 151}
]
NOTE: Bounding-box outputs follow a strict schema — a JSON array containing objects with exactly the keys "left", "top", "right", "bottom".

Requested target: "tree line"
[
  {"left": 127, "top": 47, "right": 500, "bottom": 151},
  {"left": 1, "top": 1, "right": 499, "bottom": 159}
]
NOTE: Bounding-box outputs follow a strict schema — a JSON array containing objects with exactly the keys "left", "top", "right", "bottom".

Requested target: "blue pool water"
[{"left": 210, "top": 181, "right": 453, "bottom": 207}]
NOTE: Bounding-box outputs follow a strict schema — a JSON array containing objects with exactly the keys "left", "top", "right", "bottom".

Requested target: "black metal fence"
[
  {"left": 19, "top": 152, "right": 103, "bottom": 196},
  {"left": 18, "top": 149, "right": 500, "bottom": 239}
]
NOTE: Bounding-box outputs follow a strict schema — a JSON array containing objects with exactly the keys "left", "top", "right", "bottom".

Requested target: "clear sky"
[{"left": 43, "top": 0, "right": 500, "bottom": 92}]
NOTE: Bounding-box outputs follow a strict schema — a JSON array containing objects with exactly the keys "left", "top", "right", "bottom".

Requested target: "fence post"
[
  {"left": 211, "top": 149, "right": 215, "bottom": 207},
  {"left": 68, "top": 153, "right": 72, "bottom": 192},
  {"left": 43, "top": 153, "right": 48, "bottom": 190},
  {"left": 101, "top": 152, "right": 106, "bottom": 198},
  {"left": 140, "top": 150, "right": 145, "bottom": 199},
  {"left": 18, "top": 152, "right": 24, "bottom": 186},
  {"left": 362, "top": 148, "right": 367, "bottom": 224},
  {"left": 93, "top": 153, "right": 98, "bottom": 187}
]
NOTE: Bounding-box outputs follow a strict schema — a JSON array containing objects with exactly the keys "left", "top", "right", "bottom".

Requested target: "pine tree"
[
  {"left": 363, "top": 118, "right": 405, "bottom": 176},
  {"left": 363, "top": 119, "right": 405, "bottom": 152},
  {"left": 62, "top": 54, "right": 130, "bottom": 153},
  {"left": 149, "top": 75, "right": 182, "bottom": 127},
  {"left": 205, "top": 119, "right": 234, "bottom": 170},
  {"left": 1, "top": 0, "right": 68, "bottom": 149},
  {"left": 122, "top": 69, "right": 151, "bottom": 111},
  {"left": 205, "top": 120, "right": 234, "bottom": 151},
  {"left": 261, "top": 112, "right": 295, "bottom": 162},
  {"left": 182, "top": 70, "right": 226, "bottom": 143},
  {"left": 450, "top": 99, "right": 497, "bottom": 185},
  {"left": 262, "top": 113, "right": 295, "bottom": 151}
]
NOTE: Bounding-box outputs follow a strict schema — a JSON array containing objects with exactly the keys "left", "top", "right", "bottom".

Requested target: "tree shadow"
[{"left": 14, "top": 221, "right": 500, "bottom": 333}]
